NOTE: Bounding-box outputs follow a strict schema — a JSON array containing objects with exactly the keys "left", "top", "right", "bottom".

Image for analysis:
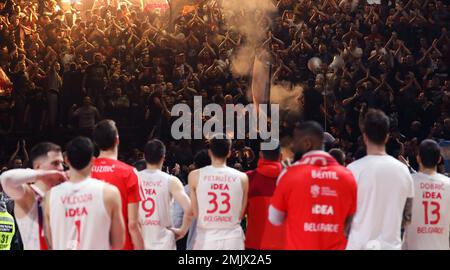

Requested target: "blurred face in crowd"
[
  {"left": 115, "top": 88, "right": 122, "bottom": 97},
  {"left": 12, "top": 158, "right": 23, "bottom": 169},
  {"left": 166, "top": 82, "right": 174, "bottom": 92},
  {"left": 319, "top": 44, "right": 327, "bottom": 54},
  {"left": 94, "top": 54, "right": 102, "bottom": 64},
  {"left": 379, "top": 61, "right": 388, "bottom": 72},
  {"left": 156, "top": 74, "right": 164, "bottom": 83},
  {"left": 17, "top": 62, "right": 26, "bottom": 72},
  {"left": 54, "top": 62, "right": 60, "bottom": 72},
  {"left": 83, "top": 97, "right": 92, "bottom": 106}
]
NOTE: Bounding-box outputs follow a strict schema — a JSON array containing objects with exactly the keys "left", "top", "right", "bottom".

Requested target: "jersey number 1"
[{"left": 75, "top": 220, "right": 81, "bottom": 247}]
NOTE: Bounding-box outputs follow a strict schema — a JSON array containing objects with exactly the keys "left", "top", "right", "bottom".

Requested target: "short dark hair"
[
  {"left": 209, "top": 134, "right": 231, "bottom": 159},
  {"left": 93, "top": 120, "right": 118, "bottom": 151},
  {"left": 30, "top": 142, "right": 62, "bottom": 168},
  {"left": 66, "top": 137, "right": 94, "bottom": 170},
  {"left": 194, "top": 150, "right": 211, "bottom": 168},
  {"left": 261, "top": 139, "right": 281, "bottom": 161},
  {"left": 144, "top": 139, "right": 166, "bottom": 164},
  {"left": 419, "top": 140, "right": 441, "bottom": 168},
  {"left": 363, "top": 109, "right": 390, "bottom": 145},
  {"left": 329, "top": 148, "right": 346, "bottom": 165},
  {"left": 294, "top": 121, "right": 324, "bottom": 142}
]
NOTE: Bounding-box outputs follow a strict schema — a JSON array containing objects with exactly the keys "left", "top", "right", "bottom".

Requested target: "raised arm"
[
  {"left": 8, "top": 141, "right": 20, "bottom": 166},
  {"left": 0, "top": 169, "right": 66, "bottom": 200}
]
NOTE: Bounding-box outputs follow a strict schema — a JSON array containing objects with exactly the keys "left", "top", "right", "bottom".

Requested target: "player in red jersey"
[
  {"left": 92, "top": 120, "right": 144, "bottom": 250},
  {"left": 269, "top": 122, "right": 357, "bottom": 250},
  {"left": 245, "top": 140, "right": 286, "bottom": 250}
]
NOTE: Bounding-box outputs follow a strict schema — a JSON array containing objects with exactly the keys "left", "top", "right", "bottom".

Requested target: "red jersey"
[
  {"left": 245, "top": 159, "right": 286, "bottom": 250},
  {"left": 271, "top": 151, "right": 357, "bottom": 250},
  {"left": 92, "top": 158, "right": 142, "bottom": 250}
]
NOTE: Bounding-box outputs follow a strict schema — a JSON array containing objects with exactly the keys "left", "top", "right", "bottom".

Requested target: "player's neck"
[
  {"left": 69, "top": 169, "right": 90, "bottom": 183},
  {"left": 211, "top": 158, "right": 227, "bottom": 168},
  {"left": 420, "top": 167, "right": 437, "bottom": 175},
  {"left": 98, "top": 148, "right": 118, "bottom": 160},
  {"left": 366, "top": 143, "right": 387, "bottom": 156},
  {"left": 146, "top": 163, "right": 162, "bottom": 171}
]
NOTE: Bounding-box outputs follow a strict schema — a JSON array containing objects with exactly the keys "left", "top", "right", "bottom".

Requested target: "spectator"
[{"left": 70, "top": 96, "right": 100, "bottom": 138}]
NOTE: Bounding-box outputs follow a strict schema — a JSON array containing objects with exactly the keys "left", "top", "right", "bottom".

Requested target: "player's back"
[
  {"left": 196, "top": 165, "right": 245, "bottom": 240},
  {"left": 138, "top": 169, "right": 175, "bottom": 250},
  {"left": 92, "top": 157, "right": 141, "bottom": 249},
  {"left": 347, "top": 155, "right": 414, "bottom": 250},
  {"left": 276, "top": 151, "right": 357, "bottom": 250},
  {"left": 49, "top": 178, "right": 111, "bottom": 250},
  {"left": 403, "top": 172, "right": 450, "bottom": 250}
]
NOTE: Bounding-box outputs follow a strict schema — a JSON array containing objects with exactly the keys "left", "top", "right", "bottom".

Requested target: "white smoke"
[{"left": 219, "top": 0, "right": 277, "bottom": 77}]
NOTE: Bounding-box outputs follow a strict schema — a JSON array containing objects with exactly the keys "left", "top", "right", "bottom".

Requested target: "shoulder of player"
[
  {"left": 112, "top": 159, "right": 135, "bottom": 170},
  {"left": 433, "top": 173, "right": 450, "bottom": 186},
  {"left": 114, "top": 160, "right": 139, "bottom": 177},
  {"left": 274, "top": 164, "right": 304, "bottom": 184},
  {"left": 168, "top": 175, "right": 184, "bottom": 189},
  {"left": 346, "top": 156, "right": 369, "bottom": 170},
  {"left": 245, "top": 169, "right": 256, "bottom": 176},
  {"left": 283, "top": 162, "right": 310, "bottom": 174},
  {"left": 187, "top": 169, "right": 200, "bottom": 184},
  {"left": 188, "top": 168, "right": 200, "bottom": 177},
  {"left": 334, "top": 165, "right": 358, "bottom": 182},
  {"left": 102, "top": 182, "right": 121, "bottom": 198},
  {"left": 238, "top": 170, "right": 248, "bottom": 182},
  {"left": 386, "top": 157, "right": 412, "bottom": 175}
]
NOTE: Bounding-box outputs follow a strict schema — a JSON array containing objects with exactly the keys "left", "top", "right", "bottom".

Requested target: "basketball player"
[
  {"left": 269, "top": 122, "right": 357, "bottom": 250},
  {"left": 403, "top": 140, "right": 450, "bottom": 250},
  {"left": 245, "top": 140, "right": 286, "bottom": 250},
  {"left": 138, "top": 139, "right": 192, "bottom": 250},
  {"left": 0, "top": 143, "right": 66, "bottom": 250},
  {"left": 189, "top": 134, "right": 249, "bottom": 250},
  {"left": 43, "top": 137, "right": 125, "bottom": 250},
  {"left": 346, "top": 109, "right": 414, "bottom": 250},
  {"left": 92, "top": 120, "right": 144, "bottom": 249}
]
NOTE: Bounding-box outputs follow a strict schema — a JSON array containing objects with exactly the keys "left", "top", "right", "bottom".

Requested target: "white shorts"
[
  {"left": 193, "top": 227, "right": 245, "bottom": 250},
  {"left": 143, "top": 228, "right": 176, "bottom": 250}
]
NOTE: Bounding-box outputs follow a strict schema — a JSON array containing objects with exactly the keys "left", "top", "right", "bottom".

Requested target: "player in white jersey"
[
  {"left": 43, "top": 137, "right": 125, "bottom": 250},
  {"left": 346, "top": 109, "right": 414, "bottom": 250},
  {"left": 403, "top": 140, "right": 450, "bottom": 250},
  {"left": 189, "top": 134, "right": 249, "bottom": 250},
  {"left": 0, "top": 142, "right": 66, "bottom": 250},
  {"left": 138, "top": 139, "right": 192, "bottom": 250}
]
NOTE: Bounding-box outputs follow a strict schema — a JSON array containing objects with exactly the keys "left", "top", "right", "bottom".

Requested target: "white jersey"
[
  {"left": 49, "top": 178, "right": 111, "bottom": 250},
  {"left": 346, "top": 155, "right": 414, "bottom": 250},
  {"left": 15, "top": 185, "right": 45, "bottom": 250},
  {"left": 195, "top": 165, "right": 245, "bottom": 243},
  {"left": 15, "top": 200, "right": 39, "bottom": 250},
  {"left": 403, "top": 172, "right": 450, "bottom": 250},
  {"left": 138, "top": 169, "right": 175, "bottom": 250}
]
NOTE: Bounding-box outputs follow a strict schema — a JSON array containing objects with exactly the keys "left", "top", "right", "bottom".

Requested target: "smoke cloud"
[{"left": 219, "top": 0, "right": 276, "bottom": 77}]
